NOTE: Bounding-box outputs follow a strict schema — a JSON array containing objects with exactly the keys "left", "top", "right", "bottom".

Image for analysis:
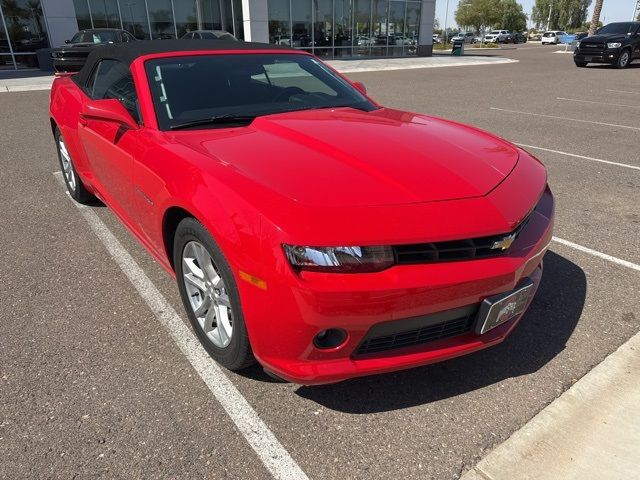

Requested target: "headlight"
[
  {"left": 607, "top": 42, "right": 622, "bottom": 48},
  {"left": 283, "top": 244, "right": 394, "bottom": 273}
]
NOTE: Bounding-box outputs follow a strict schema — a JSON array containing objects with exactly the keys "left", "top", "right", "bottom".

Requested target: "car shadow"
[{"left": 293, "top": 251, "right": 586, "bottom": 413}]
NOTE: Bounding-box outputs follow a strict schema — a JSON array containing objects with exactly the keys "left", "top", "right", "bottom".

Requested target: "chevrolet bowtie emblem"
[{"left": 491, "top": 233, "right": 516, "bottom": 250}]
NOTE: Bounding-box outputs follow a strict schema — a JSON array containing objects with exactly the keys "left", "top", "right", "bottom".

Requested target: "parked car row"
[
  {"left": 52, "top": 28, "right": 237, "bottom": 72},
  {"left": 446, "top": 30, "right": 528, "bottom": 45}
]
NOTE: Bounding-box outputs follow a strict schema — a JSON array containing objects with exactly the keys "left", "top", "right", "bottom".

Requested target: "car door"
[{"left": 78, "top": 59, "right": 141, "bottom": 220}]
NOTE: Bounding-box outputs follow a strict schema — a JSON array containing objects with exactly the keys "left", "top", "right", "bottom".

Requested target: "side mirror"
[
  {"left": 65, "top": 39, "right": 71, "bottom": 44},
  {"left": 353, "top": 81, "right": 367, "bottom": 95},
  {"left": 80, "top": 99, "right": 139, "bottom": 130}
]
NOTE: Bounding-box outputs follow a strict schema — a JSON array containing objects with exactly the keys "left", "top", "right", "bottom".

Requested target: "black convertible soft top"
[{"left": 77, "top": 39, "right": 293, "bottom": 86}]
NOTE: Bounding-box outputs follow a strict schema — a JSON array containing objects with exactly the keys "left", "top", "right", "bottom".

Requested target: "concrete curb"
[{"left": 461, "top": 330, "right": 640, "bottom": 480}]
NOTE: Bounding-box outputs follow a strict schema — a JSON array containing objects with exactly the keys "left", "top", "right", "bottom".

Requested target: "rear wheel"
[
  {"left": 54, "top": 127, "right": 93, "bottom": 203},
  {"left": 174, "top": 217, "right": 255, "bottom": 370},
  {"left": 615, "top": 49, "right": 631, "bottom": 69}
]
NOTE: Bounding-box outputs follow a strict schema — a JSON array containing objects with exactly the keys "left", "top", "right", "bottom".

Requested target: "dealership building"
[{"left": 1, "top": 0, "right": 436, "bottom": 70}]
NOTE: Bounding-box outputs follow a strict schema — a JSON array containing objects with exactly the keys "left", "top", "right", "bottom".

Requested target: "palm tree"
[{"left": 588, "top": 0, "right": 604, "bottom": 36}]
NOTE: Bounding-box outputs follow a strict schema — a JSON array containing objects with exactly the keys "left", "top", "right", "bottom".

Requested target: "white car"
[
  {"left": 484, "top": 30, "right": 510, "bottom": 43},
  {"left": 451, "top": 32, "right": 475, "bottom": 44},
  {"left": 541, "top": 31, "right": 568, "bottom": 45}
]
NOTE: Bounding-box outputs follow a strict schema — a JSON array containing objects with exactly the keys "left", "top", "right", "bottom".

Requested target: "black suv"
[{"left": 574, "top": 22, "right": 640, "bottom": 68}]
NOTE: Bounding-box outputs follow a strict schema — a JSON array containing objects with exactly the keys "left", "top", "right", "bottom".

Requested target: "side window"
[{"left": 92, "top": 59, "right": 141, "bottom": 123}]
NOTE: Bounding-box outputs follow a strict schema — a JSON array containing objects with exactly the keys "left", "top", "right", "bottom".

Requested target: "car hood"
[
  {"left": 174, "top": 108, "right": 519, "bottom": 207},
  {"left": 583, "top": 33, "right": 627, "bottom": 43}
]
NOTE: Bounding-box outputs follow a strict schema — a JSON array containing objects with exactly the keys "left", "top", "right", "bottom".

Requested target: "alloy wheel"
[
  {"left": 619, "top": 51, "right": 630, "bottom": 68},
  {"left": 181, "top": 241, "right": 233, "bottom": 348},
  {"left": 58, "top": 136, "right": 76, "bottom": 192}
]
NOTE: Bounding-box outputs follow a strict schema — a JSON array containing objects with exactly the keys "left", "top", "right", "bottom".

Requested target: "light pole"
[
  {"left": 443, "top": 0, "right": 450, "bottom": 43},
  {"left": 546, "top": 1, "right": 553, "bottom": 31},
  {"left": 634, "top": 0, "right": 640, "bottom": 21}
]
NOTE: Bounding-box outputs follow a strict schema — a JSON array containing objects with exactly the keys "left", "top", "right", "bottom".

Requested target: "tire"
[
  {"left": 54, "top": 127, "right": 94, "bottom": 203},
  {"left": 574, "top": 61, "right": 587, "bottom": 67},
  {"left": 173, "top": 217, "right": 255, "bottom": 371},
  {"left": 615, "top": 49, "right": 631, "bottom": 69}
]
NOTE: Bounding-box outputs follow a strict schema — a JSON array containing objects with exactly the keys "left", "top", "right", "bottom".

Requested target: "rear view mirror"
[
  {"left": 353, "top": 81, "right": 367, "bottom": 95},
  {"left": 80, "top": 99, "right": 139, "bottom": 130},
  {"left": 65, "top": 39, "right": 71, "bottom": 44}
]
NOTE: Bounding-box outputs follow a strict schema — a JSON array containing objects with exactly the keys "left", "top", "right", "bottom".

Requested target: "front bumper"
[
  {"left": 574, "top": 48, "right": 619, "bottom": 64},
  {"left": 241, "top": 183, "right": 555, "bottom": 385}
]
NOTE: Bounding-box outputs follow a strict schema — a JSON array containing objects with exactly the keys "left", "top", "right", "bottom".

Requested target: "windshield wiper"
[
  {"left": 276, "top": 104, "right": 371, "bottom": 114},
  {"left": 170, "top": 114, "right": 256, "bottom": 130}
]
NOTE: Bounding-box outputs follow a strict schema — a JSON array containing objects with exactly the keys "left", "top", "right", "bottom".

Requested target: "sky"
[{"left": 435, "top": 0, "right": 638, "bottom": 30}]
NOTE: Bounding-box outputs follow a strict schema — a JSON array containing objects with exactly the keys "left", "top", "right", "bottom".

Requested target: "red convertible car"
[{"left": 50, "top": 41, "right": 554, "bottom": 385}]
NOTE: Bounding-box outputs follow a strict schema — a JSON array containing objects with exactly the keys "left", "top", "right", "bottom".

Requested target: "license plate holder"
[
  {"left": 475, "top": 279, "right": 534, "bottom": 335},
  {"left": 584, "top": 56, "right": 593, "bottom": 61}
]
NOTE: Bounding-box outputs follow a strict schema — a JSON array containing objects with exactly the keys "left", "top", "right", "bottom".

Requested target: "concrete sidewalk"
[
  {"left": 0, "top": 55, "right": 516, "bottom": 93},
  {"left": 0, "top": 70, "right": 54, "bottom": 92},
  {"left": 327, "top": 55, "right": 517, "bottom": 73},
  {"left": 462, "top": 330, "right": 640, "bottom": 480}
]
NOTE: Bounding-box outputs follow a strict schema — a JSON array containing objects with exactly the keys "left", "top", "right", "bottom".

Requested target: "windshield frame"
[{"left": 143, "top": 52, "right": 377, "bottom": 131}]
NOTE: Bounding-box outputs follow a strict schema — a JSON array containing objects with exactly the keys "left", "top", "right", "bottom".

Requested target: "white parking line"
[
  {"left": 516, "top": 144, "right": 640, "bottom": 171},
  {"left": 607, "top": 89, "right": 640, "bottom": 95},
  {"left": 489, "top": 107, "right": 640, "bottom": 132},
  {"left": 552, "top": 237, "right": 640, "bottom": 273},
  {"left": 53, "top": 172, "right": 309, "bottom": 480},
  {"left": 556, "top": 97, "right": 640, "bottom": 109}
]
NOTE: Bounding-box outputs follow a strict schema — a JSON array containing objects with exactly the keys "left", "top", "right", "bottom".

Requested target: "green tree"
[
  {"left": 532, "top": 0, "right": 591, "bottom": 30},
  {"left": 497, "top": 0, "right": 528, "bottom": 31},
  {"left": 455, "top": 0, "right": 502, "bottom": 34}
]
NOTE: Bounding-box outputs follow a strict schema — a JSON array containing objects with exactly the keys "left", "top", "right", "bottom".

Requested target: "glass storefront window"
[
  {"left": 268, "top": 0, "right": 289, "bottom": 46},
  {"left": 1, "top": 0, "right": 49, "bottom": 69},
  {"left": 353, "top": 0, "right": 371, "bottom": 56},
  {"left": 122, "top": 1, "right": 150, "bottom": 39},
  {"left": 266, "top": 0, "right": 421, "bottom": 58},
  {"left": 148, "top": 0, "right": 176, "bottom": 39},
  {"left": 388, "top": 1, "right": 404, "bottom": 56},
  {"left": 89, "top": 0, "right": 121, "bottom": 29},
  {"left": 73, "top": 0, "right": 92, "bottom": 30},
  {"left": 290, "top": 0, "right": 311, "bottom": 51},
  {"left": 371, "top": 0, "right": 387, "bottom": 56},
  {"left": 200, "top": 0, "right": 223, "bottom": 31},
  {"left": 405, "top": 1, "right": 420, "bottom": 56},
  {"left": 313, "top": 0, "right": 332, "bottom": 50}
]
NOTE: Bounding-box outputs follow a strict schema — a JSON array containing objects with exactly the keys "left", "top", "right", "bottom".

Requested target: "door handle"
[{"left": 79, "top": 114, "right": 87, "bottom": 126}]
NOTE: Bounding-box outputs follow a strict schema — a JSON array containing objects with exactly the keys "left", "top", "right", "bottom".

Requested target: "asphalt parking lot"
[{"left": 1, "top": 43, "right": 639, "bottom": 479}]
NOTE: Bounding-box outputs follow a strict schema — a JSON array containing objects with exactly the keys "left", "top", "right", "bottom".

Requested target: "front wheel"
[
  {"left": 54, "top": 127, "right": 94, "bottom": 203},
  {"left": 615, "top": 50, "right": 631, "bottom": 69},
  {"left": 174, "top": 217, "right": 255, "bottom": 371}
]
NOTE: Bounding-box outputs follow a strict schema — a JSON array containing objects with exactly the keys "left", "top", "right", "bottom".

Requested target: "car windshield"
[
  {"left": 145, "top": 54, "right": 377, "bottom": 130},
  {"left": 490, "top": 31, "right": 500, "bottom": 35},
  {"left": 543, "top": 32, "right": 554, "bottom": 37},
  {"left": 596, "top": 23, "right": 636, "bottom": 35},
  {"left": 71, "top": 31, "right": 118, "bottom": 44}
]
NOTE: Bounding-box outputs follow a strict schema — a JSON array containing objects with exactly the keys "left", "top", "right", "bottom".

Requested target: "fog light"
[{"left": 313, "top": 329, "right": 347, "bottom": 349}]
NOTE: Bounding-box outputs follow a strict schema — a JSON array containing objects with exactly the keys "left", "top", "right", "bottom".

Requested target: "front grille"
[
  {"left": 393, "top": 215, "right": 530, "bottom": 265},
  {"left": 580, "top": 42, "right": 605, "bottom": 52},
  {"left": 355, "top": 305, "right": 477, "bottom": 357}
]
